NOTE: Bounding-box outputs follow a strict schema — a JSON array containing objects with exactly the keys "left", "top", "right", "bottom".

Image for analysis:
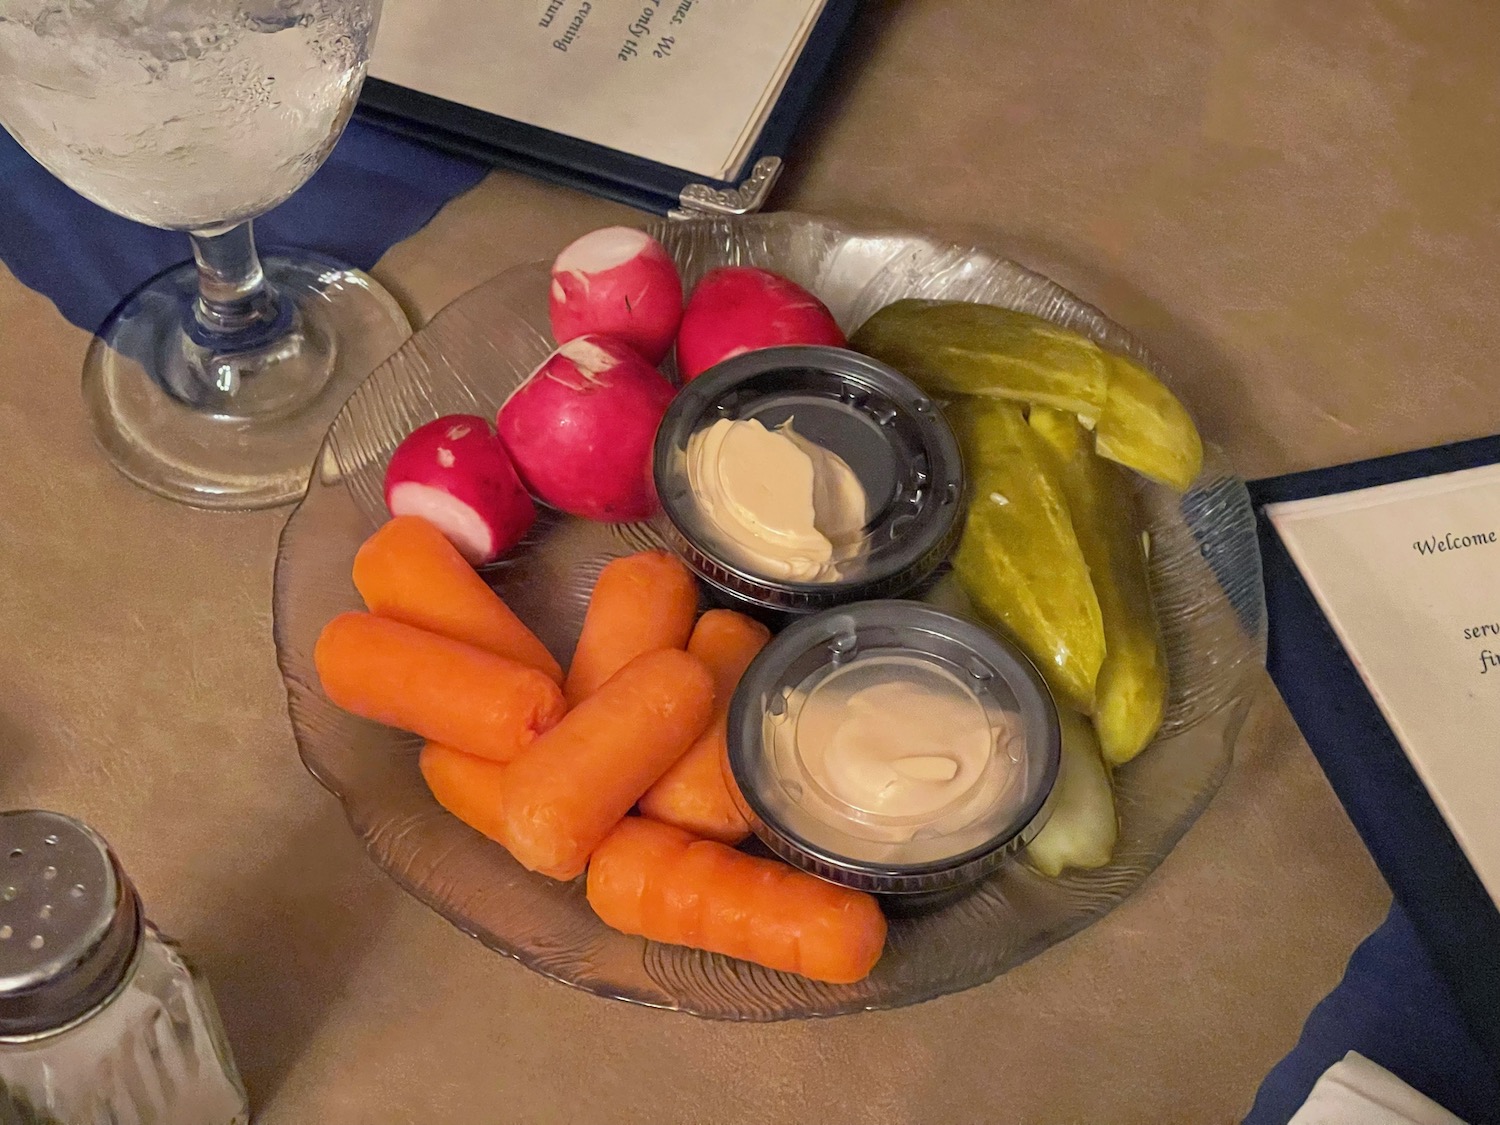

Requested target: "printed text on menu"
[
  {"left": 1267, "top": 461, "right": 1500, "bottom": 905},
  {"left": 370, "top": 0, "right": 825, "bottom": 179},
  {"left": 535, "top": 0, "right": 699, "bottom": 60}
]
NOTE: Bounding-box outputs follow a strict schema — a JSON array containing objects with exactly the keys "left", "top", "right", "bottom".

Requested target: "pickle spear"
[
  {"left": 851, "top": 299, "right": 1204, "bottom": 491},
  {"left": 1026, "top": 707, "right": 1118, "bottom": 877},
  {"left": 1029, "top": 407, "right": 1169, "bottom": 764},
  {"left": 948, "top": 399, "right": 1104, "bottom": 713},
  {"left": 1095, "top": 354, "right": 1203, "bottom": 492},
  {"left": 850, "top": 299, "right": 1110, "bottom": 419}
]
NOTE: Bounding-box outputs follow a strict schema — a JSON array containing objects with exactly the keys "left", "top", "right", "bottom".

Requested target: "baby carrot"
[
  {"left": 587, "top": 817, "right": 888, "bottom": 985},
  {"left": 563, "top": 551, "right": 699, "bottom": 707},
  {"left": 315, "top": 612, "right": 566, "bottom": 763},
  {"left": 638, "top": 610, "right": 770, "bottom": 843},
  {"left": 500, "top": 648, "right": 715, "bottom": 880},
  {"left": 352, "top": 516, "right": 562, "bottom": 683},
  {"left": 637, "top": 717, "right": 747, "bottom": 843},
  {"left": 684, "top": 610, "right": 774, "bottom": 706},
  {"left": 419, "top": 741, "right": 509, "bottom": 845}
]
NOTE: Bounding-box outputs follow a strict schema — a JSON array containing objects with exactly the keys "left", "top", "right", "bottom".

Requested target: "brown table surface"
[{"left": 5, "top": 1, "right": 1498, "bottom": 1121}]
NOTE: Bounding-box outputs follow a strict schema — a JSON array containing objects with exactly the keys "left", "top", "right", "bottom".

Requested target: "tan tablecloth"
[{"left": 5, "top": 1, "right": 1498, "bottom": 1120}]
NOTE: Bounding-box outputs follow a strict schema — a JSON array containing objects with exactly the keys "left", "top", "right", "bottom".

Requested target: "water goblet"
[{"left": 0, "top": 0, "right": 412, "bottom": 508}]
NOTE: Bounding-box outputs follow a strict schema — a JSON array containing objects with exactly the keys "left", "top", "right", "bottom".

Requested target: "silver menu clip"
[{"left": 670, "top": 157, "right": 784, "bottom": 219}]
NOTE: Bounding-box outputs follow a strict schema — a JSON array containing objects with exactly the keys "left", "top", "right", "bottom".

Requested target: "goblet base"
[{"left": 83, "top": 251, "right": 411, "bottom": 510}]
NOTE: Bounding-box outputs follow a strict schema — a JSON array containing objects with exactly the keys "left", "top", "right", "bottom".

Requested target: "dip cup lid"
[
  {"left": 653, "top": 346, "right": 965, "bottom": 614},
  {"left": 726, "top": 600, "right": 1061, "bottom": 895}
]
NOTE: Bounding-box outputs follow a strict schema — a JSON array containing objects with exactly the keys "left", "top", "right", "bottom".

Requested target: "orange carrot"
[
  {"left": 315, "top": 612, "right": 566, "bottom": 763},
  {"left": 352, "top": 516, "right": 562, "bottom": 683},
  {"left": 563, "top": 551, "right": 699, "bottom": 707},
  {"left": 587, "top": 817, "right": 888, "bottom": 984},
  {"left": 685, "top": 610, "right": 774, "bottom": 705},
  {"left": 638, "top": 610, "right": 769, "bottom": 843},
  {"left": 500, "top": 648, "right": 714, "bottom": 880},
  {"left": 638, "top": 717, "right": 747, "bottom": 843},
  {"left": 419, "top": 741, "right": 509, "bottom": 844}
]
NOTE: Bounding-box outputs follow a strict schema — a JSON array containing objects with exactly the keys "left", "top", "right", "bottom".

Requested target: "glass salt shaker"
[{"left": 0, "top": 810, "right": 249, "bottom": 1125}]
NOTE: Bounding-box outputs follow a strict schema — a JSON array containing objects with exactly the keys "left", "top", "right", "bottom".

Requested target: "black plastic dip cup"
[
  {"left": 654, "top": 346, "right": 966, "bottom": 615},
  {"left": 726, "top": 601, "right": 1062, "bottom": 899}
]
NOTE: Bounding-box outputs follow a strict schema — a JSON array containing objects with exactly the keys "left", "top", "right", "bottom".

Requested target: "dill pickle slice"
[
  {"left": 1094, "top": 354, "right": 1204, "bottom": 492},
  {"left": 947, "top": 399, "right": 1104, "bottom": 713},
  {"left": 1026, "top": 707, "right": 1118, "bottom": 877},
  {"left": 1030, "top": 407, "right": 1169, "bottom": 764},
  {"left": 853, "top": 299, "right": 1204, "bottom": 492},
  {"left": 851, "top": 299, "right": 1110, "bottom": 419}
]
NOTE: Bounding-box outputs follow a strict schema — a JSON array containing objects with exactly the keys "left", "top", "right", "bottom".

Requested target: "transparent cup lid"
[
  {"left": 727, "top": 601, "right": 1061, "bottom": 893},
  {"left": 653, "top": 346, "right": 965, "bottom": 614}
]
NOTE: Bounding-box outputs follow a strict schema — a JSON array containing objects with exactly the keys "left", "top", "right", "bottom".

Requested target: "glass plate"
[{"left": 272, "top": 213, "right": 1266, "bottom": 1019}]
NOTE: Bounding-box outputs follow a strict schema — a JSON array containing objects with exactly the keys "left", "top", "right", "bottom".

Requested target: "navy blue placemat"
[
  {"left": 1246, "top": 902, "right": 1500, "bottom": 1125},
  {"left": 1248, "top": 438, "right": 1500, "bottom": 1075},
  {"left": 0, "top": 120, "right": 487, "bottom": 335}
]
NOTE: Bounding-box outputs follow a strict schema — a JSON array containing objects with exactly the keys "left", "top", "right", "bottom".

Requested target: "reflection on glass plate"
[{"left": 272, "top": 213, "right": 1266, "bottom": 1019}]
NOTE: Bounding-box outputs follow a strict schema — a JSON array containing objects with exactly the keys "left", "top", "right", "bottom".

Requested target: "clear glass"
[
  {"left": 0, "top": 923, "right": 248, "bottom": 1125},
  {"left": 272, "top": 213, "right": 1268, "bottom": 1019},
  {"left": 0, "top": 0, "right": 411, "bottom": 509}
]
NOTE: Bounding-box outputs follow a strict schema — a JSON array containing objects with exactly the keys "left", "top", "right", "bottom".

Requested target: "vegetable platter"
[{"left": 273, "top": 212, "right": 1266, "bottom": 1019}]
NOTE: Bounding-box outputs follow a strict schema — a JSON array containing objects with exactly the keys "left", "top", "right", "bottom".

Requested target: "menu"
[
  {"left": 1266, "top": 462, "right": 1500, "bottom": 907},
  {"left": 369, "top": 0, "right": 830, "bottom": 181}
]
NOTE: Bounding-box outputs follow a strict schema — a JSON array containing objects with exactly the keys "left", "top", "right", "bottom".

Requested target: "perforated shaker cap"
[{"left": 0, "top": 811, "right": 141, "bottom": 1039}]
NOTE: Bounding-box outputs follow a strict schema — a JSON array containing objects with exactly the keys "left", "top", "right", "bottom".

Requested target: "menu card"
[
  {"left": 369, "top": 0, "right": 830, "bottom": 182},
  {"left": 1266, "top": 462, "right": 1500, "bottom": 908}
]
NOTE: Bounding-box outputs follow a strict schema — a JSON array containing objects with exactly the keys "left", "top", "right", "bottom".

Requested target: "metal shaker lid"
[{"left": 0, "top": 811, "right": 141, "bottom": 1039}]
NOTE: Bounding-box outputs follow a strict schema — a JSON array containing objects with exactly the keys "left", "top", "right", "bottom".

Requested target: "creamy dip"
[
  {"left": 684, "top": 417, "right": 867, "bottom": 582},
  {"left": 762, "top": 653, "right": 1029, "bottom": 859},
  {"left": 795, "top": 660, "right": 993, "bottom": 820}
]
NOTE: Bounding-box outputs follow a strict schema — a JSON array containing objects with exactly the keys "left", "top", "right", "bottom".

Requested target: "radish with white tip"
[
  {"left": 383, "top": 415, "right": 537, "bottom": 566},
  {"left": 498, "top": 335, "right": 676, "bottom": 523},
  {"left": 549, "top": 227, "right": 684, "bottom": 365},
  {"left": 675, "top": 266, "right": 847, "bottom": 382}
]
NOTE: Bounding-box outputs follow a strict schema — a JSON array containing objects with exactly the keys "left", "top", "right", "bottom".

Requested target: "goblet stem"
[{"left": 187, "top": 220, "right": 284, "bottom": 348}]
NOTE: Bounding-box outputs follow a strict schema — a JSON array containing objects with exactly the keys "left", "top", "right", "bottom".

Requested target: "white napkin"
[{"left": 1289, "top": 1052, "right": 1469, "bottom": 1125}]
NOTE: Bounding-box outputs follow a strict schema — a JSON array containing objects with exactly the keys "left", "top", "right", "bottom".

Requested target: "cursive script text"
[{"left": 1413, "top": 530, "right": 1497, "bottom": 556}]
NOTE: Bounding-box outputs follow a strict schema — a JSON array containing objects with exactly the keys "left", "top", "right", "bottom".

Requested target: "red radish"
[
  {"left": 675, "top": 266, "right": 847, "bottom": 381},
  {"left": 498, "top": 336, "right": 676, "bottom": 523},
  {"left": 549, "top": 227, "right": 684, "bottom": 365},
  {"left": 383, "top": 415, "right": 536, "bottom": 566}
]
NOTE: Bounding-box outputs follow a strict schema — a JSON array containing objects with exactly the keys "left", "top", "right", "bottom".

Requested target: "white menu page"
[
  {"left": 1267, "top": 462, "right": 1500, "bottom": 907},
  {"left": 370, "top": 0, "right": 828, "bottom": 181}
]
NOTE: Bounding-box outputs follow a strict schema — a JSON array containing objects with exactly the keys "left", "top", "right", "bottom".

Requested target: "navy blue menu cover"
[
  {"left": 355, "top": 0, "right": 861, "bottom": 215},
  {"left": 1249, "top": 437, "right": 1500, "bottom": 1068}
]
